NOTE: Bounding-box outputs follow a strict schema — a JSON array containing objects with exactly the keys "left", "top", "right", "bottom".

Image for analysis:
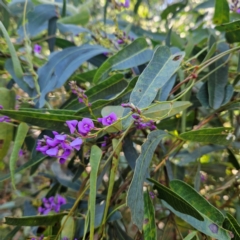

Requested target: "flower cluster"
[
  {"left": 132, "top": 114, "right": 156, "bottom": 130},
  {"left": 121, "top": 0, "right": 130, "bottom": 8},
  {"left": 36, "top": 131, "right": 82, "bottom": 164},
  {"left": 69, "top": 81, "right": 90, "bottom": 106},
  {"left": 38, "top": 195, "right": 66, "bottom": 215}
]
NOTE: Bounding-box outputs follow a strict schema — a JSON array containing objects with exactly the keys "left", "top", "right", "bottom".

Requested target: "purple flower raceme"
[
  {"left": 0, "top": 105, "right": 11, "bottom": 123},
  {"left": 34, "top": 44, "right": 42, "bottom": 54},
  {"left": 38, "top": 195, "right": 66, "bottom": 215},
  {"left": 36, "top": 131, "right": 83, "bottom": 164},
  {"left": 98, "top": 112, "right": 118, "bottom": 126},
  {"left": 132, "top": 114, "right": 156, "bottom": 131},
  {"left": 69, "top": 81, "right": 90, "bottom": 105}
]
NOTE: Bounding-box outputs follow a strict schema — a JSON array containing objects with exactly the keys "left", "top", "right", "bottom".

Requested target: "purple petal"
[
  {"left": 46, "top": 138, "right": 60, "bottom": 147},
  {"left": 55, "top": 134, "right": 66, "bottom": 141},
  {"left": 46, "top": 147, "right": 58, "bottom": 157},
  {"left": 70, "top": 138, "right": 83, "bottom": 151},
  {"left": 66, "top": 120, "right": 78, "bottom": 134},
  {"left": 34, "top": 44, "right": 42, "bottom": 54},
  {"left": 59, "top": 157, "right": 67, "bottom": 164}
]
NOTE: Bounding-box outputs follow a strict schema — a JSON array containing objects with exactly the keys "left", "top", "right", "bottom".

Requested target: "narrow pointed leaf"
[
  {"left": 5, "top": 213, "right": 66, "bottom": 226},
  {"left": 143, "top": 191, "right": 157, "bottom": 240},
  {"left": 93, "top": 38, "right": 153, "bottom": 83},
  {"left": 0, "top": 21, "right": 23, "bottom": 78},
  {"left": 148, "top": 178, "right": 204, "bottom": 221},
  {"left": 170, "top": 180, "right": 225, "bottom": 225},
  {"left": 179, "top": 127, "right": 233, "bottom": 145},
  {"left": 10, "top": 122, "right": 29, "bottom": 189},
  {"left": 129, "top": 46, "right": 184, "bottom": 109},
  {"left": 127, "top": 130, "right": 168, "bottom": 230},
  {"left": 89, "top": 145, "right": 102, "bottom": 239}
]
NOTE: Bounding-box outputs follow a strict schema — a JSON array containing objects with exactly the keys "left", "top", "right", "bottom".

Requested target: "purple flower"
[
  {"left": 98, "top": 112, "right": 117, "bottom": 126},
  {"left": 38, "top": 195, "right": 66, "bottom": 215},
  {"left": 78, "top": 118, "right": 94, "bottom": 135},
  {"left": 0, "top": 105, "right": 3, "bottom": 109},
  {"left": 237, "top": 8, "right": 240, "bottom": 14},
  {"left": 34, "top": 44, "right": 42, "bottom": 54},
  {"left": 70, "top": 138, "right": 83, "bottom": 151},
  {"left": 121, "top": 0, "right": 130, "bottom": 8},
  {"left": 66, "top": 120, "right": 78, "bottom": 134},
  {"left": 0, "top": 116, "right": 10, "bottom": 122},
  {"left": 117, "top": 39, "right": 124, "bottom": 44},
  {"left": 19, "top": 149, "right": 24, "bottom": 157}
]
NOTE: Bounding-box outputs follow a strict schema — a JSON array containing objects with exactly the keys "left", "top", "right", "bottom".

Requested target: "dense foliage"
[{"left": 0, "top": 0, "right": 240, "bottom": 239}]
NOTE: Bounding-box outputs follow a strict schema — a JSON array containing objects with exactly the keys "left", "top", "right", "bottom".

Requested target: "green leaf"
[
  {"left": 207, "top": 41, "right": 230, "bottom": 109},
  {"left": 61, "top": 216, "right": 76, "bottom": 239},
  {"left": 10, "top": 122, "right": 29, "bottom": 189},
  {"left": 0, "top": 21, "right": 23, "bottom": 78},
  {"left": 223, "top": 213, "right": 240, "bottom": 240},
  {"left": 5, "top": 213, "right": 66, "bottom": 226},
  {"left": 58, "top": 8, "right": 90, "bottom": 25},
  {"left": 143, "top": 191, "right": 157, "bottom": 240},
  {"left": 213, "top": 0, "right": 229, "bottom": 24},
  {"left": 129, "top": 46, "right": 185, "bottom": 109},
  {"left": 127, "top": 130, "right": 168, "bottom": 230},
  {"left": 64, "top": 74, "right": 127, "bottom": 110},
  {"left": 170, "top": 180, "right": 224, "bottom": 225},
  {"left": 215, "top": 20, "right": 240, "bottom": 43},
  {"left": 93, "top": 38, "right": 152, "bottom": 83},
  {"left": 143, "top": 101, "right": 192, "bottom": 120},
  {"left": 0, "top": 88, "right": 15, "bottom": 160},
  {"left": 149, "top": 178, "right": 204, "bottom": 221},
  {"left": 76, "top": 77, "right": 138, "bottom": 116},
  {"left": 89, "top": 145, "right": 102, "bottom": 239},
  {"left": 179, "top": 127, "right": 233, "bottom": 145},
  {"left": 0, "top": 109, "right": 81, "bottom": 131},
  {"left": 183, "top": 231, "right": 198, "bottom": 240}
]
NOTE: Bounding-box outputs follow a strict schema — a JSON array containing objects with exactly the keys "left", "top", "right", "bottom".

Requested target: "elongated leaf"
[
  {"left": 58, "top": 8, "right": 90, "bottom": 25},
  {"left": 37, "top": 44, "right": 108, "bottom": 107},
  {"left": 48, "top": 16, "right": 58, "bottom": 52},
  {"left": 215, "top": 20, "right": 240, "bottom": 43},
  {"left": 183, "top": 231, "right": 198, "bottom": 240},
  {"left": 89, "top": 145, "right": 102, "bottom": 239},
  {"left": 143, "top": 101, "right": 191, "bottom": 120},
  {"left": 127, "top": 130, "right": 168, "bottom": 230},
  {"left": 0, "top": 88, "right": 15, "bottom": 160},
  {"left": 223, "top": 213, "right": 240, "bottom": 240},
  {"left": 170, "top": 180, "right": 224, "bottom": 225},
  {"left": 150, "top": 179, "right": 231, "bottom": 239},
  {"left": 93, "top": 38, "right": 153, "bottom": 83},
  {"left": 10, "top": 122, "right": 29, "bottom": 189},
  {"left": 5, "top": 213, "right": 66, "bottom": 226},
  {"left": 149, "top": 178, "right": 204, "bottom": 221},
  {"left": 207, "top": 41, "right": 229, "bottom": 109},
  {"left": 129, "top": 46, "right": 184, "bottom": 109},
  {"left": 213, "top": 0, "right": 229, "bottom": 24},
  {"left": 0, "top": 21, "right": 23, "bottom": 78},
  {"left": 179, "top": 127, "right": 233, "bottom": 145},
  {"left": 197, "top": 81, "right": 210, "bottom": 108},
  {"left": 76, "top": 77, "right": 138, "bottom": 116},
  {"left": 57, "top": 22, "right": 90, "bottom": 36},
  {"left": 0, "top": 109, "right": 81, "bottom": 131},
  {"left": 157, "top": 74, "right": 176, "bottom": 101},
  {"left": 64, "top": 74, "right": 127, "bottom": 110},
  {"left": 143, "top": 191, "right": 157, "bottom": 240}
]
